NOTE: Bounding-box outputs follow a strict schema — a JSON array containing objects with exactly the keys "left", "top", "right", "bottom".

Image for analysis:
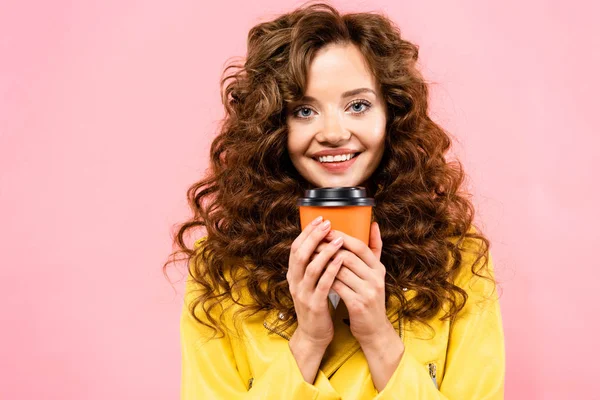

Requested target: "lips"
[
  {"left": 312, "top": 152, "right": 359, "bottom": 172},
  {"left": 311, "top": 148, "right": 362, "bottom": 158}
]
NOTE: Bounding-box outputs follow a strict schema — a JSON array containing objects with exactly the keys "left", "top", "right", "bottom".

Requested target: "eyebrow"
[{"left": 299, "top": 88, "right": 377, "bottom": 103}]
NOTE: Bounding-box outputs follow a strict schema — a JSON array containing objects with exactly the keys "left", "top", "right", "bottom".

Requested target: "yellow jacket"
[{"left": 181, "top": 236, "right": 505, "bottom": 399}]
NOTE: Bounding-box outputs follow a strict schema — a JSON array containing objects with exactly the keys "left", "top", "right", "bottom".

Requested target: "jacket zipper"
[
  {"left": 428, "top": 362, "right": 438, "bottom": 389},
  {"left": 248, "top": 377, "right": 253, "bottom": 389},
  {"left": 262, "top": 321, "right": 291, "bottom": 340},
  {"left": 398, "top": 315, "right": 403, "bottom": 340}
]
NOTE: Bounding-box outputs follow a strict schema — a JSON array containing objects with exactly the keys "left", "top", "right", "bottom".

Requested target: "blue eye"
[
  {"left": 297, "top": 107, "right": 313, "bottom": 118},
  {"left": 349, "top": 100, "right": 371, "bottom": 114},
  {"left": 291, "top": 100, "right": 371, "bottom": 120},
  {"left": 291, "top": 106, "right": 315, "bottom": 119}
]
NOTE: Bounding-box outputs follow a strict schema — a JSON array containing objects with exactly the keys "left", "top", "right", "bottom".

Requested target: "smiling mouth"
[
  {"left": 310, "top": 152, "right": 361, "bottom": 173},
  {"left": 311, "top": 152, "right": 361, "bottom": 163}
]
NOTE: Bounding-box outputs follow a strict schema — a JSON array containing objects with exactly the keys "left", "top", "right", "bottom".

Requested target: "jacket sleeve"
[
  {"left": 374, "top": 251, "right": 505, "bottom": 400},
  {"left": 180, "top": 238, "right": 342, "bottom": 400}
]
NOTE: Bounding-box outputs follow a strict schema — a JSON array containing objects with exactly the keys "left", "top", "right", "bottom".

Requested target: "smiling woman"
[{"left": 166, "top": 2, "right": 505, "bottom": 399}]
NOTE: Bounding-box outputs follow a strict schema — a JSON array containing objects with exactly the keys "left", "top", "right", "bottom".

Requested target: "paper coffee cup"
[
  {"left": 296, "top": 186, "right": 375, "bottom": 245},
  {"left": 297, "top": 187, "right": 376, "bottom": 301}
]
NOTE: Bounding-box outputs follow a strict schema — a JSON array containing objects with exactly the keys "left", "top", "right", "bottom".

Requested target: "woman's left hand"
[{"left": 313, "top": 221, "right": 392, "bottom": 345}]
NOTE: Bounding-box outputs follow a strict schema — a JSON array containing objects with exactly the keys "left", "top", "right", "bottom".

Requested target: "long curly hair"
[{"left": 164, "top": 2, "right": 495, "bottom": 338}]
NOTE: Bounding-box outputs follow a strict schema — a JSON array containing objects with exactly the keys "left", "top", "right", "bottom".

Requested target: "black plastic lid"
[{"left": 296, "top": 186, "right": 375, "bottom": 207}]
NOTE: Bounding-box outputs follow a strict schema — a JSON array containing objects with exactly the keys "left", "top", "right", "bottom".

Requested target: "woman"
[{"left": 168, "top": 3, "right": 505, "bottom": 399}]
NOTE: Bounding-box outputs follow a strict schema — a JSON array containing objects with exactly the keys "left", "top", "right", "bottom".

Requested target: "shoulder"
[
  {"left": 188, "top": 235, "right": 254, "bottom": 309},
  {"left": 447, "top": 226, "right": 499, "bottom": 310},
  {"left": 185, "top": 236, "right": 231, "bottom": 319}
]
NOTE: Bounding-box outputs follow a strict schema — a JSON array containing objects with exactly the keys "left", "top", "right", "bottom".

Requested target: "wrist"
[
  {"left": 289, "top": 331, "right": 329, "bottom": 385},
  {"left": 290, "top": 330, "right": 330, "bottom": 354},
  {"left": 358, "top": 322, "right": 404, "bottom": 355},
  {"left": 359, "top": 323, "right": 405, "bottom": 392}
]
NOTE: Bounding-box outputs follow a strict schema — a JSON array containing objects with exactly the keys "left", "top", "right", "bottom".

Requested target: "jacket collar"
[{"left": 263, "top": 295, "right": 404, "bottom": 379}]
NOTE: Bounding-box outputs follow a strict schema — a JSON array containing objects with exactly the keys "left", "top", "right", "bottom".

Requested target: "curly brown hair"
[{"left": 164, "top": 2, "right": 495, "bottom": 338}]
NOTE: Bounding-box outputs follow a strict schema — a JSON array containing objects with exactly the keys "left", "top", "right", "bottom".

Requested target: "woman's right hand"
[{"left": 287, "top": 216, "right": 344, "bottom": 350}]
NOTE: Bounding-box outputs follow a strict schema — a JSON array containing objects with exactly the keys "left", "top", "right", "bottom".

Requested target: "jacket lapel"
[{"left": 319, "top": 299, "right": 361, "bottom": 377}]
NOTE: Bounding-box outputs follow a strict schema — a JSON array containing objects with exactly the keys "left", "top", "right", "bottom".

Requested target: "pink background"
[{"left": 1, "top": 1, "right": 598, "bottom": 399}]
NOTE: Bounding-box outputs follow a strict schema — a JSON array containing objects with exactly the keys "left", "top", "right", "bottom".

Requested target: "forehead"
[{"left": 304, "top": 42, "right": 377, "bottom": 95}]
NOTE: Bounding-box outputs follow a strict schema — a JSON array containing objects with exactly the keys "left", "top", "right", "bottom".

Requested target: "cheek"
[
  {"left": 357, "top": 113, "right": 386, "bottom": 149},
  {"left": 286, "top": 129, "right": 310, "bottom": 161},
  {"left": 371, "top": 111, "right": 387, "bottom": 138}
]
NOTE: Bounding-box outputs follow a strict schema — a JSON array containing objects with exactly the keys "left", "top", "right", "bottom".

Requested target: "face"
[{"left": 286, "top": 42, "right": 387, "bottom": 189}]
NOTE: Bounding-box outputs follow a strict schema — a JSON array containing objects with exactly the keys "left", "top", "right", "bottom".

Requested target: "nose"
[{"left": 317, "top": 110, "right": 351, "bottom": 144}]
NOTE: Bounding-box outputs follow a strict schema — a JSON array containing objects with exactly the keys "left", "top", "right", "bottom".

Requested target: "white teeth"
[{"left": 317, "top": 153, "right": 356, "bottom": 163}]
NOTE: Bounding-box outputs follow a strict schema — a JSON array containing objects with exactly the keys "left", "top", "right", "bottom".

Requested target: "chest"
[{"left": 228, "top": 294, "right": 450, "bottom": 397}]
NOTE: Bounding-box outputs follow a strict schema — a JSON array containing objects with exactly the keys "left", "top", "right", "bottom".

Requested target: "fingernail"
[
  {"left": 320, "top": 220, "right": 331, "bottom": 230},
  {"left": 332, "top": 236, "right": 343, "bottom": 245},
  {"left": 311, "top": 216, "right": 323, "bottom": 226}
]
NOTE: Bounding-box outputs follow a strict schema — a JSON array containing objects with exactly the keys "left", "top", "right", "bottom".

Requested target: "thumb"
[{"left": 369, "top": 221, "right": 382, "bottom": 260}]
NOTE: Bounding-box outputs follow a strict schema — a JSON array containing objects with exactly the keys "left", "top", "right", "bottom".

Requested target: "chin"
[{"left": 313, "top": 177, "right": 364, "bottom": 188}]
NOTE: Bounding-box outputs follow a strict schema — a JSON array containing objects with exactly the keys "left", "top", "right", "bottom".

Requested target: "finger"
[
  {"left": 303, "top": 235, "right": 343, "bottom": 289},
  {"left": 369, "top": 221, "right": 383, "bottom": 261},
  {"left": 324, "top": 229, "right": 380, "bottom": 271},
  {"left": 309, "top": 248, "right": 335, "bottom": 263},
  {"left": 315, "top": 255, "right": 344, "bottom": 298},
  {"left": 335, "top": 265, "right": 365, "bottom": 293},
  {"left": 314, "top": 242, "right": 328, "bottom": 254},
  {"left": 335, "top": 251, "right": 370, "bottom": 281},
  {"left": 289, "top": 217, "right": 329, "bottom": 282},
  {"left": 298, "top": 220, "right": 333, "bottom": 273},
  {"left": 292, "top": 215, "right": 324, "bottom": 253},
  {"left": 332, "top": 276, "right": 355, "bottom": 303}
]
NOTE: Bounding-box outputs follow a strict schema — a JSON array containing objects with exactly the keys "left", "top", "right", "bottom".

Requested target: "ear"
[{"left": 369, "top": 221, "right": 383, "bottom": 261}]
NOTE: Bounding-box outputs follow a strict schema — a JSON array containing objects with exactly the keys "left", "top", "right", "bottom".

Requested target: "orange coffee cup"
[{"left": 297, "top": 186, "right": 375, "bottom": 245}]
